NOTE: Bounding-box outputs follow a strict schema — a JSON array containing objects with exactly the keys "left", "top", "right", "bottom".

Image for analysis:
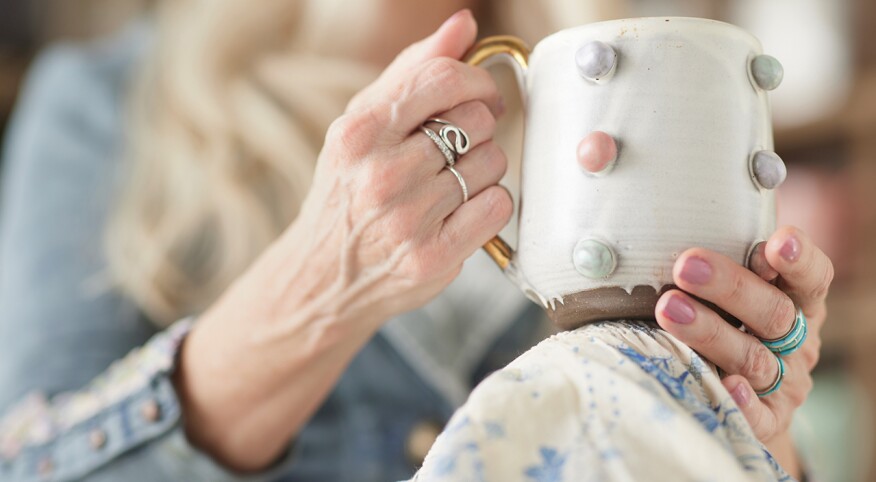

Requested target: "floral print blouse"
[{"left": 409, "top": 320, "right": 799, "bottom": 482}]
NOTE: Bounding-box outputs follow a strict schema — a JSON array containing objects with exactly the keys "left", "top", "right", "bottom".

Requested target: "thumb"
[
  {"left": 388, "top": 9, "right": 478, "bottom": 73},
  {"left": 345, "top": 9, "right": 477, "bottom": 114}
]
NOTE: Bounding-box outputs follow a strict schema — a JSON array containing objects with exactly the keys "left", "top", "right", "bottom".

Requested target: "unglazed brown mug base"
[{"left": 546, "top": 285, "right": 743, "bottom": 331}]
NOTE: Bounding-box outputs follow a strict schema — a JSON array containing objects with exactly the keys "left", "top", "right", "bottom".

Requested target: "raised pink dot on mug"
[{"left": 576, "top": 131, "right": 617, "bottom": 175}]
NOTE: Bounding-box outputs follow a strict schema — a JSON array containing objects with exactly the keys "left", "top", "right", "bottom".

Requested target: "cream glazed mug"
[{"left": 466, "top": 17, "right": 787, "bottom": 329}]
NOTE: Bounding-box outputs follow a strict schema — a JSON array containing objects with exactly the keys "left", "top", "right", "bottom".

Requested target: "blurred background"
[{"left": 0, "top": 0, "right": 874, "bottom": 480}]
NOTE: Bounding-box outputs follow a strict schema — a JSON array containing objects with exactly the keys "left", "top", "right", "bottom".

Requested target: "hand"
[
  {"left": 654, "top": 226, "right": 832, "bottom": 457},
  {"left": 267, "top": 8, "right": 509, "bottom": 335},
  {"left": 174, "top": 10, "right": 512, "bottom": 472}
]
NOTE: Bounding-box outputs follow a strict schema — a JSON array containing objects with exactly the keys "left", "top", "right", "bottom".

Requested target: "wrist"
[{"left": 171, "top": 242, "right": 384, "bottom": 471}]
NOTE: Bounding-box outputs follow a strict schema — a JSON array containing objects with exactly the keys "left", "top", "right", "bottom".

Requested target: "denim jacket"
[{"left": 0, "top": 23, "right": 549, "bottom": 481}]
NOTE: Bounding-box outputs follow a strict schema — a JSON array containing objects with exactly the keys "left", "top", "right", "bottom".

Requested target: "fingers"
[
  {"left": 381, "top": 58, "right": 501, "bottom": 139},
  {"left": 655, "top": 290, "right": 784, "bottom": 393},
  {"left": 409, "top": 100, "right": 498, "bottom": 173},
  {"left": 720, "top": 375, "right": 781, "bottom": 440},
  {"left": 430, "top": 141, "right": 508, "bottom": 218},
  {"left": 748, "top": 242, "right": 779, "bottom": 282},
  {"left": 438, "top": 185, "right": 513, "bottom": 265},
  {"left": 347, "top": 9, "right": 492, "bottom": 124},
  {"left": 672, "top": 248, "right": 797, "bottom": 340},
  {"left": 383, "top": 10, "right": 477, "bottom": 79},
  {"left": 764, "top": 226, "right": 834, "bottom": 321}
]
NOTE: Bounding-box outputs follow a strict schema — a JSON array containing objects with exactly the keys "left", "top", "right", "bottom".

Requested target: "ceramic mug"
[{"left": 466, "top": 17, "right": 786, "bottom": 329}]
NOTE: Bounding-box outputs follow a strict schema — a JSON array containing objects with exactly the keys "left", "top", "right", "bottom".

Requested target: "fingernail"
[
  {"left": 444, "top": 9, "right": 470, "bottom": 27},
  {"left": 780, "top": 236, "right": 801, "bottom": 263},
  {"left": 663, "top": 295, "right": 696, "bottom": 324},
  {"left": 731, "top": 382, "right": 751, "bottom": 408},
  {"left": 680, "top": 257, "right": 712, "bottom": 285},
  {"left": 497, "top": 95, "right": 506, "bottom": 117}
]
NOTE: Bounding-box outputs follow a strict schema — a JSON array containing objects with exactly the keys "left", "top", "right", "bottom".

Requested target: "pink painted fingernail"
[
  {"left": 731, "top": 382, "right": 751, "bottom": 408},
  {"left": 663, "top": 295, "right": 695, "bottom": 324},
  {"left": 680, "top": 257, "right": 712, "bottom": 285},
  {"left": 780, "top": 236, "right": 801, "bottom": 263},
  {"left": 497, "top": 95, "right": 506, "bottom": 117}
]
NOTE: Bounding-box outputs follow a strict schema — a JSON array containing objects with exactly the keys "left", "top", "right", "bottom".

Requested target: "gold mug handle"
[{"left": 463, "top": 36, "right": 531, "bottom": 271}]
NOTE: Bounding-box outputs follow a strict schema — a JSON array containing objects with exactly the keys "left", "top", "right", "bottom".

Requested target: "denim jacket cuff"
[{"left": 0, "top": 318, "right": 199, "bottom": 480}]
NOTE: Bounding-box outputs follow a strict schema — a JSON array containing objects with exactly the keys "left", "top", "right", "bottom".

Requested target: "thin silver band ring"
[{"left": 445, "top": 165, "right": 469, "bottom": 203}]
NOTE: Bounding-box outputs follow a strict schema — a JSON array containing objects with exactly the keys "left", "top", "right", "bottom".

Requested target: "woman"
[{"left": 0, "top": 1, "right": 830, "bottom": 481}]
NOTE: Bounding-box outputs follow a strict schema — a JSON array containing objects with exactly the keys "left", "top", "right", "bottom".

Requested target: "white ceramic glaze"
[{"left": 508, "top": 17, "right": 780, "bottom": 309}]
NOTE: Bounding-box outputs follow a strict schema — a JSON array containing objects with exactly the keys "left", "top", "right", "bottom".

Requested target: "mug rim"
[{"left": 535, "top": 16, "right": 762, "bottom": 52}]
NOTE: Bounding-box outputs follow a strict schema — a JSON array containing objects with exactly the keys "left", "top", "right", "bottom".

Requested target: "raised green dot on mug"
[
  {"left": 751, "top": 55, "right": 784, "bottom": 91},
  {"left": 572, "top": 238, "right": 617, "bottom": 278}
]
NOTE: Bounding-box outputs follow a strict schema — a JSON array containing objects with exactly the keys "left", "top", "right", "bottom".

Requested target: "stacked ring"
[
  {"left": 426, "top": 117, "right": 472, "bottom": 158},
  {"left": 759, "top": 305, "right": 808, "bottom": 357},
  {"left": 754, "top": 353, "right": 785, "bottom": 398},
  {"left": 419, "top": 118, "right": 472, "bottom": 204}
]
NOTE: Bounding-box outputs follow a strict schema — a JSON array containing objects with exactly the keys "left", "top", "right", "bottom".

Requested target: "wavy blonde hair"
[{"left": 107, "top": 0, "right": 622, "bottom": 325}]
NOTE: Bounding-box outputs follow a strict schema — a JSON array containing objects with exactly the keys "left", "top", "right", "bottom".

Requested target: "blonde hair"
[{"left": 107, "top": 0, "right": 623, "bottom": 325}]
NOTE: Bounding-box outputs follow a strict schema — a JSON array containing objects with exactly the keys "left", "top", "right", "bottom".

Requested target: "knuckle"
[
  {"left": 694, "top": 319, "right": 723, "bottom": 349},
  {"left": 484, "top": 187, "right": 514, "bottom": 223},
  {"left": 407, "top": 247, "right": 443, "bottom": 282},
  {"left": 326, "top": 109, "right": 382, "bottom": 157},
  {"left": 423, "top": 57, "right": 464, "bottom": 86},
  {"left": 802, "top": 339, "right": 821, "bottom": 370},
  {"left": 789, "top": 375, "right": 813, "bottom": 407},
  {"left": 390, "top": 206, "right": 421, "bottom": 239},
  {"left": 469, "top": 101, "right": 497, "bottom": 134},
  {"left": 808, "top": 262, "right": 834, "bottom": 301},
  {"left": 725, "top": 271, "right": 747, "bottom": 305},
  {"left": 361, "top": 163, "right": 400, "bottom": 205},
  {"left": 484, "top": 142, "right": 508, "bottom": 176},
  {"left": 741, "top": 343, "right": 776, "bottom": 383},
  {"left": 765, "top": 296, "right": 797, "bottom": 338}
]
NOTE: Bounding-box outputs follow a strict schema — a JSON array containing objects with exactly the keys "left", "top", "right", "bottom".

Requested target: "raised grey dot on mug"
[
  {"left": 751, "top": 150, "right": 787, "bottom": 189},
  {"left": 575, "top": 41, "right": 617, "bottom": 83},
  {"left": 750, "top": 55, "right": 784, "bottom": 91},
  {"left": 572, "top": 238, "right": 617, "bottom": 278}
]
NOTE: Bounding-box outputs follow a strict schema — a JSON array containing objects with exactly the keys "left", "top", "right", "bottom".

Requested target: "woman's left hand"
[{"left": 654, "top": 226, "right": 832, "bottom": 448}]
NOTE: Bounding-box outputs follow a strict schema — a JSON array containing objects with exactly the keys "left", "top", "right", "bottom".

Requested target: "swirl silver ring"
[
  {"left": 754, "top": 352, "right": 785, "bottom": 398},
  {"left": 419, "top": 118, "right": 471, "bottom": 204},
  {"left": 424, "top": 118, "right": 471, "bottom": 159},
  {"left": 444, "top": 165, "right": 469, "bottom": 203},
  {"left": 759, "top": 304, "right": 807, "bottom": 357}
]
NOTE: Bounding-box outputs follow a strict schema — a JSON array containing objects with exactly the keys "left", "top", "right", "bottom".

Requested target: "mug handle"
[{"left": 463, "top": 35, "right": 531, "bottom": 271}]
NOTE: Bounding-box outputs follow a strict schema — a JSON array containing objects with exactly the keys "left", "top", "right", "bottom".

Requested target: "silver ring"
[
  {"left": 754, "top": 353, "right": 785, "bottom": 398},
  {"left": 445, "top": 165, "right": 469, "bottom": 203},
  {"left": 425, "top": 118, "right": 471, "bottom": 158},
  {"left": 419, "top": 126, "right": 456, "bottom": 166},
  {"left": 759, "top": 304, "right": 807, "bottom": 357}
]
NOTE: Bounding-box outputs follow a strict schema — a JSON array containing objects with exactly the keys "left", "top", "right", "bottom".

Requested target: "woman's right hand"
[
  {"left": 266, "top": 8, "right": 510, "bottom": 336},
  {"left": 172, "top": 10, "right": 511, "bottom": 472}
]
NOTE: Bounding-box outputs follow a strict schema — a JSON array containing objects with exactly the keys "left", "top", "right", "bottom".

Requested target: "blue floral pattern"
[{"left": 409, "top": 320, "right": 795, "bottom": 482}]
